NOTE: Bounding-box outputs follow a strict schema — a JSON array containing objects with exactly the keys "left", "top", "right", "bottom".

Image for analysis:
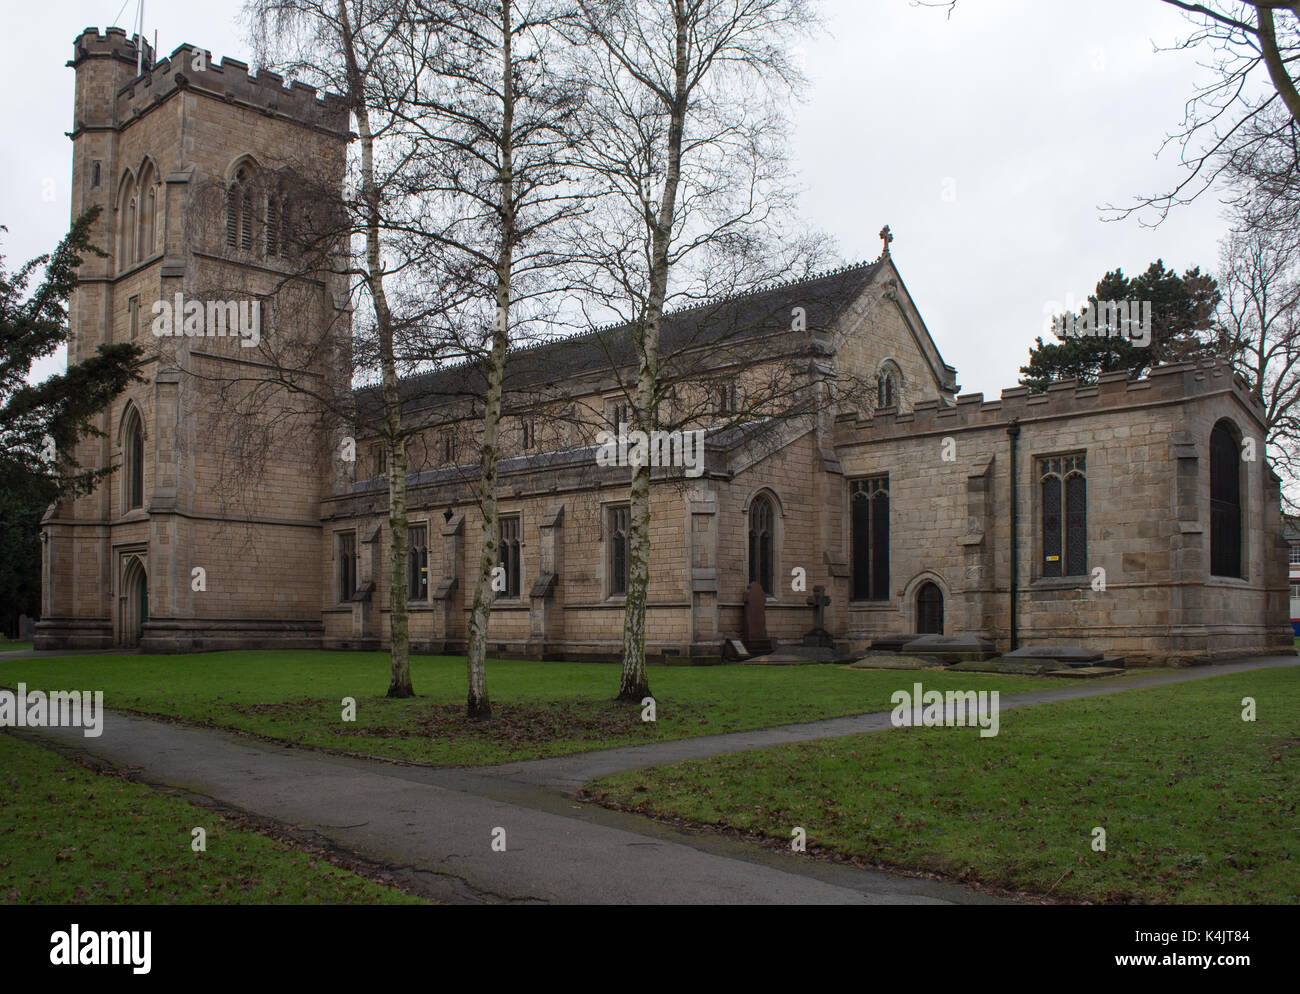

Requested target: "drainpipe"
[{"left": 1007, "top": 419, "right": 1020, "bottom": 652}]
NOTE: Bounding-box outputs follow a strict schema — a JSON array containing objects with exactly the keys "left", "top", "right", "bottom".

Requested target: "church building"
[{"left": 36, "top": 28, "right": 1293, "bottom": 666}]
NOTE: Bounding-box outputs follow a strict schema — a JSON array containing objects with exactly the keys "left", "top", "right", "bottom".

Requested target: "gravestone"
[
  {"left": 742, "top": 582, "right": 772, "bottom": 654},
  {"left": 802, "top": 585, "right": 834, "bottom": 648},
  {"left": 723, "top": 638, "right": 751, "bottom": 662}
]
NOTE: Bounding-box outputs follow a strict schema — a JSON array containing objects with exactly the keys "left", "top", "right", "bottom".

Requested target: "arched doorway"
[
  {"left": 120, "top": 557, "right": 148, "bottom": 647},
  {"left": 916, "top": 581, "right": 943, "bottom": 635}
]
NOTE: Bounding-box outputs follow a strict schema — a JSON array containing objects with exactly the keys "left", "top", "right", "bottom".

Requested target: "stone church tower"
[{"left": 37, "top": 28, "right": 351, "bottom": 651}]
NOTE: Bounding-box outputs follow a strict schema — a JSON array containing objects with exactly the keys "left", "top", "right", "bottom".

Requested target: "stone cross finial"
[{"left": 879, "top": 225, "right": 893, "bottom": 258}]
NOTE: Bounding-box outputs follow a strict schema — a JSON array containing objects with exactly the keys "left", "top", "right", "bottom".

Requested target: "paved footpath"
[{"left": 11, "top": 655, "right": 1298, "bottom": 905}]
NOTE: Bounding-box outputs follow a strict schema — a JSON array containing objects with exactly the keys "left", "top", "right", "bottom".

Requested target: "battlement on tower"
[
  {"left": 71, "top": 27, "right": 349, "bottom": 137},
  {"left": 833, "top": 360, "right": 1266, "bottom": 442},
  {"left": 70, "top": 26, "right": 154, "bottom": 70}
]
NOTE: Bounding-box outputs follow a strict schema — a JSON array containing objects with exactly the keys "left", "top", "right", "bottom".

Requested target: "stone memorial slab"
[{"left": 742, "top": 581, "right": 772, "bottom": 654}]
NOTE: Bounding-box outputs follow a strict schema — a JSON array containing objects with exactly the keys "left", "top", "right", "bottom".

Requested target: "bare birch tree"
[
  {"left": 1218, "top": 208, "right": 1300, "bottom": 498},
  {"left": 567, "top": 0, "right": 820, "bottom": 701},
  {"left": 246, "top": 0, "right": 457, "bottom": 698},
  {"left": 378, "top": 0, "right": 589, "bottom": 719}
]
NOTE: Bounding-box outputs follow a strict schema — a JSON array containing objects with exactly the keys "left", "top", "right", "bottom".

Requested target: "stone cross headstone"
[
  {"left": 742, "top": 581, "right": 772, "bottom": 654},
  {"left": 802, "top": 585, "right": 834, "bottom": 648}
]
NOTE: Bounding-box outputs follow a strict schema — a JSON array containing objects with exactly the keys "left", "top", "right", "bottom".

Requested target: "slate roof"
[{"left": 353, "top": 259, "right": 885, "bottom": 416}]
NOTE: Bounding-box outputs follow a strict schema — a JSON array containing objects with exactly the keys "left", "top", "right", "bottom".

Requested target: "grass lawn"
[
  {"left": 0, "top": 650, "right": 1054, "bottom": 766},
  {"left": 0, "top": 641, "right": 33, "bottom": 652},
  {"left": 0, "top": 732, "right": 423, "bottom": 904},
  {"left": 586, "top": 666, "right": 1300, "bottom": 904}
]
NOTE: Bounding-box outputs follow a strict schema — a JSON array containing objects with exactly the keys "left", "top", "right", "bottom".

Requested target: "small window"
[
  {"left": 441, "top": 432, "right": 457, "bottom": 464},
  {"left": 609, "top": 504, "right": 630, "bottom": 596},
  {"left": 408, "top": 524, "right": 428, "bottom": 601},
  {"left": 521, "top": 419, "right": 535, "bottom": 450},
  {"left": 128, "top": 295, "right": 140, "bottom": 340},
  {"left": 91, "top": 161, "right": 102, "bottom": 189},
  {"left": 1290, "top": 545, "right": 1300, "bottom": 566},
  {"left": 714, "top": 382, "right": 739, "bottom": 415},
  {"left": 498, "top": 515, "right": 521, "bottom": 598},
  {"left": 607, "top": 400, "right": 630, "bottom": 430},
  {"left": 337, "top": 532, "right": 357, "bottom": 602},
  {"left": 374, "top": 444, "right": 387, "bottom": 478},
  {"left": 877, "top": 362, "right": 902, "bottom": 410}
]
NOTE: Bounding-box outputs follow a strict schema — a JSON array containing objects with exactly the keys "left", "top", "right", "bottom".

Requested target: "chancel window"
[
  {"left": 1210, "top": 421, "right": 1242, "bottom": 578},
  {"left": 609, "top": 504, "right": 630, "bottom": 596},
  {"left": 408, "top": 524, "right": 428, "bottom": 601},
  {"left": 337, "top": 532, "right": 357, "bottom": 602},
  {"left": 1040, "top": 454, "right": 1086, "bottom": 577},
  {"left": 748, "top": 494, "right": 775, "bottom": 595},
  {"left": 851, "top": 476, "right": 889, "bottom": 601},
  {"left": 498, "top": 515, "right": 521, "bottom": 598}
]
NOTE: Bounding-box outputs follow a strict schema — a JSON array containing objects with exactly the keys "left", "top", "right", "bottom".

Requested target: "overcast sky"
[{"left": 7, "top": 0, "right": 1238, "bottom": 397}]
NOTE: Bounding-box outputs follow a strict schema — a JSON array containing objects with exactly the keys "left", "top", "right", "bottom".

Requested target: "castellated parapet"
[
  {"left": 834, "top": 360, "right": 1267, "bottom": 444},
  {"left": 70, "top": 26, "right": 349, "bottom": 137}
]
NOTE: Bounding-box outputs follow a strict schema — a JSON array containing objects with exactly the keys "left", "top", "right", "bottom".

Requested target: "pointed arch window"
[
  {"left": 118, "top": 175, "right": 137, "bottom": 269},
  {"left": 748, "top": 493, "right": 775, "bottom": 595},
  {"left": 122, "top": 407, "right": 145, "bottom": 511},
  {"left": 609, "top": 504, "right": 630, "bottom": 596},
  {"left": 226, "top": 164, "right": 257, "bottom": 253},
  {"left": 498, "top": 515, "right": 522, "bottom": 599},
  {"left": 1210, "top": 421, "right": 1242, "bottom": 578},
  {"left": 851, "top": 476, "right": 890, "bottom": 600},
  {"left": 138, "top": 163, "right": 158, "bottom": 259},
  {"left": 877, "top": 361, "right": 902, "bottom": 410},
  {"left": 1040, "top": 454, "right": 1086, "bottom": 577}
]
